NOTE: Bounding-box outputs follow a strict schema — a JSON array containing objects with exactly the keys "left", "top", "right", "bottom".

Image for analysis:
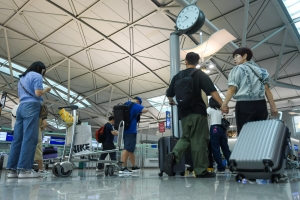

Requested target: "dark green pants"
[{"left": 172, "top": 114, "right": 209, "bottom": 175}]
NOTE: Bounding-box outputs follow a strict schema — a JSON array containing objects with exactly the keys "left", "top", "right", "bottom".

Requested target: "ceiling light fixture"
[{"left": 181, "top": 29, "right": 236, "bottom": 60}]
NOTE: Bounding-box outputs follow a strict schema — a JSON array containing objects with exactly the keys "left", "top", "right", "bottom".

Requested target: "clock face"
[{"left": 176, "top": 5, "right": 200, "bottom": 30}]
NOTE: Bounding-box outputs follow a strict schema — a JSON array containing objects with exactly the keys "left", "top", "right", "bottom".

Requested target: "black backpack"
[
  {"left": 174, "top": 68, "right": 198, "bottom": 108},
  {"left": 113, "top": 102, "right": 136, "bottom": 130}
]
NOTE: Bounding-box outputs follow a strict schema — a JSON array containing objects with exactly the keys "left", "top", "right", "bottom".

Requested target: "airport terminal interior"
[{"left": 1, "top": 0, "right": 300, "bottom": 199}]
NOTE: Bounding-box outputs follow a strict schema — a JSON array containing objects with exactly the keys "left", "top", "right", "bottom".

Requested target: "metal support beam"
[
  {"left": 4, "top": 0, "right": 34, "bottom": 26},
  {"left": 247, "top": 0, "right": 269, "bottom": 36},
  {"left": 271, "top": 0, "right": 300, "bottom": 52},
  {"left": 190, "top": 0, "right": 198, "bottom": 4},
  {"left": 174, "top": 0, "right": 190, "bottom": 7},
  {"left": 236, "top": 40, "right": 297, "bottom": 50},
  {"left": 157, "top": 95, "right": 167, "bottom": 119},
  {"left": 272, "top": 53, "right": 299, "bottom": 79},
  {"left": 4, "top": 28, "right": 15, "bottom": 91},
  {"left": 107, "top": 86, "right": 114, "bottom": 117},
  {"left": 251, "top": 26, "right": 286, "bottom": 50},
  {"left": 275, "top": 81, "right": 300, "bottom": 90},
  {"left": 75, "top": 85, "right": 111, "bottom": 103},
  {"left": 274, "top": 28, "right": 288, "bottom": 81},
  {"left": 67, "top": 59, "right": 71, "bottom": 104},
  {"left": 44, "top": 78, "right": 68, "bottom": 105},
  {"left": 20, "top": 13, "right": 40, "bottom": 41},
  {"left": 241, "top": 0, "right": 249, "bottom": 47}
]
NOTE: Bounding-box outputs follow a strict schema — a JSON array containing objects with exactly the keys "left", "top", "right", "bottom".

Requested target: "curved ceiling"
[{"left": 0, "top": 0, "right": 300, "bottom": 132}]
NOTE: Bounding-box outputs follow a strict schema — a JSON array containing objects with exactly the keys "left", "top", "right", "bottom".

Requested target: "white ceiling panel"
[
  {"left": 284, "top": 54, "right": 300, "bottom": 75},
  {"left": 0, "top": 8, "right": 14, "bottom": 24},
  {"left": 81, "top": 17, "right": 126, "bottom": 37},
  {"left": 134, "top": 55, "right": 169, "bottom": 71},
  {"left": 44, "top": 42, "right": 83, "bottom": 57},
  {"left": 1, "top": 0, "right": 300, "bottom": 129}
]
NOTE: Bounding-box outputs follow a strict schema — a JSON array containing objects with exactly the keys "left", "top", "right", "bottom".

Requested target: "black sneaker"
[
  {"left": 119, "top": 167, "right": 133, "bottom": 174},
  {"left": 164, "top": 153, "right": 175, "bottom": 176},
  {"left": 196, "top": 172, "right": 216, "bottom": 178},
  {"left": 131, "top": 166, "right": 140, "bottom": 171}
]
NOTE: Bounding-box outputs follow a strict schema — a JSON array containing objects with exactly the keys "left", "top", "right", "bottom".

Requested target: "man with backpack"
[
  {"left": 164, "top": 52, "right": 228, "bottom": 178},
  {"left": 119, "top": 96, "right": 148, "bottom": 173},
  {"left": 96, "top": 116, "right": 118, "bottom": 171}
]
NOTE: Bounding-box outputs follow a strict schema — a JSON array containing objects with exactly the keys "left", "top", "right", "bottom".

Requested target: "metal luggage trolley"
[{"left": 52, "top": 105, "right": 124, "bottom": 177}]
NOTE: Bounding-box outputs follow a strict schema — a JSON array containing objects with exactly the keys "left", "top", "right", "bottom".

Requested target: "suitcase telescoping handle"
[{"left": 269, "top": 111, "right": 282, "bottom": 120}]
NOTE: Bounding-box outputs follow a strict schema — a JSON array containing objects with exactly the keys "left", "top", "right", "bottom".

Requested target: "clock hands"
[{"left": 183, "top": 16, "right": 189, "bottom": 22}]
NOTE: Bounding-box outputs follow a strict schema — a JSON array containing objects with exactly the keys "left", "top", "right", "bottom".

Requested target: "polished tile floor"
[{"left": 0, "top": 168, "right": 300, "bottom": 200}]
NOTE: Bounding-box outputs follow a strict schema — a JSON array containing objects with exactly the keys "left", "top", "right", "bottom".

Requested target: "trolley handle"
[
  {"left": 58, "top": 105, "right": 79, "bottom": 110},
  {"left": 117, "top": 120, "right": 125, "bottom": 149}
]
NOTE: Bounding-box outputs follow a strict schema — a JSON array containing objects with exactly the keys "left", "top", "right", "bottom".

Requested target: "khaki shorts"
[{"left": 34, "top": 119, "right": 43, "bottom": 161}]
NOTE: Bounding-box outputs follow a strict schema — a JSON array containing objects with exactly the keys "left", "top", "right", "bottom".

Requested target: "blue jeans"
[
  {"left": 7, "top": 102, "right": 40, "bottom": 170},
  {"left": 209, "top": 125, "right": 231, "bottom": 171}
]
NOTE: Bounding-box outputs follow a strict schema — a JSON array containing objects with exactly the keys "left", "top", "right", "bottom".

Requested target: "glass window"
[
  {"left": 282, "top": 0, "right": 300, "bottom": 35},
  {"left": 293, "top": 116, "right": 300, "bottom": 133},
  {"left": 0, "top": 58, "right": 91, "bottom": 108}
]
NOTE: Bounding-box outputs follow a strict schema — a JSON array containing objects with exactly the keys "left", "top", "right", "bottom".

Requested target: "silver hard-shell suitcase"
[{"left": 229, "top": 112, "right": 290, "bottom": 183}]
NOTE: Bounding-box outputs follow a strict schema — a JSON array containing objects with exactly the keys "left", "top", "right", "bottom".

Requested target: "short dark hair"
[
  {"left": 209, "top": 97, "right": 220, "bottom": 110},
  {"left": 185, "top": 52, "right": 200, "bottom": 65},
  {"left": 232, "top": 48, "right": 253, "bottom": 61},
  {"left": 109, "top": 116, "right": 114, "bottom": 121},
  {"left": 20, "top": 61, "right": 46, "bottom": 77}
]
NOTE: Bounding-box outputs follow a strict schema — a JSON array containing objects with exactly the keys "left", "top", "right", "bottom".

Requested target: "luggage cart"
[{"left": 52, "top": 105, "right": 124, "bottom": 177}]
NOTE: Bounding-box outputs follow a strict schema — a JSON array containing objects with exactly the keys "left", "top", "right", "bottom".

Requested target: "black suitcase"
[{"left": 158, "top": 136, "right": 185, "bottom": 176}]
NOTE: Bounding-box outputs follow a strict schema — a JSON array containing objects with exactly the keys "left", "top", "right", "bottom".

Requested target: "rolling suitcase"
[
  {"left": 229, "top": 112, "right": 290, "bottom": 183},
  {"left": 158, "top": 106, "right": 185, "bottom": 177},
  {"left": 158, "top": 136, "right": 185, "bottom": 177}
]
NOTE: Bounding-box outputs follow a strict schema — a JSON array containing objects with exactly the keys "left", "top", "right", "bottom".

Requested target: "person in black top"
[
  {"left": 164, "top": 52, "right": 228, "bottom": 178},
  {"left": 96, "top": 116, "right": 118, "bottom": 171}
]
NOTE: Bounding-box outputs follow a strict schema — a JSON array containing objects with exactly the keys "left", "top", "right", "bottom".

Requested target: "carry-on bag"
[
  {"left": 229, "top": 112, "right": 290, "bottom": 183},
  {"left": 158, "top": 106, "right": 185, "bottom": 177},
  {"left": 158, "top": 136, "right": 185, "bottom": 176}
]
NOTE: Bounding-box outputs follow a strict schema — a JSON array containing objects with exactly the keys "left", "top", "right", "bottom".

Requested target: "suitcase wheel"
[
  {"left": 158, "top": 172, "right": 163, "bottom": 177},
  {"left": 235, "top": 174, "right": 244, "bottom": 182},
  {"left": 180, "top": 172, "right": 185, "bottom": 176}
]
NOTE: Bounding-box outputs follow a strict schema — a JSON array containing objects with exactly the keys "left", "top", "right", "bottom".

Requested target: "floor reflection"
[{"left": 0, "top": 169, "right": 299, "bottom": 200}]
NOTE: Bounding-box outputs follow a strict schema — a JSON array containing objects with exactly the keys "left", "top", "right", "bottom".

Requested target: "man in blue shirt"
[
  {"left": 96, "top": 116, "right": 118, "bottom": 171},
  {"left": 119, "top": 97, "right": 148, "bottom": 173}
]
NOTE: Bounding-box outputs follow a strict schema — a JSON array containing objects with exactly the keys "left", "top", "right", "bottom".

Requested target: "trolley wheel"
[
  {"left": 108, "top": 167, "right": 114, "bottom": 176},
  {"left": 264, "top": 165, "right": 272, "bottom": 172},
  {"left": 180, "top": 172, "right": 185, "bottom": 176},
  {"left": 158, "top": 172, "right": 163, "bottom": 177},
  {"left": 52, "top": 164, "right": 60, "bottom": 177},
  {"left": 272, "top": 175, "right": 279, "bottom": 183},
  {"left": 105, "top": 167, "right": 109, "bottom": 176},
  {"left": 235, "top": 174, "right": 244, "bottom": 182},
  {"left": 58, "top": 166, "right": 72, "bottom": 177}
]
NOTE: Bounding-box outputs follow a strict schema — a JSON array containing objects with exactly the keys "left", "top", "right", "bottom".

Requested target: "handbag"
[
  {"left": 19, "top": 81, "right": 48, "bottom": 118},
  {"left": 221, "top": 116, "right": 230, "bottom": 130}
]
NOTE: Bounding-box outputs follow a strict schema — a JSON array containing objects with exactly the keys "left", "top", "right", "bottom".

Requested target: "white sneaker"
[
  {"left": 119, "top": 167, "right": 133, "bottom": 174},
  {"left": 6, "top": 170, "right": 18, "bottom": 178},
  {"left": 96, "top": 168, "right": 104, "bottom": 172},
  {"left": 18, "top": 169, "right": 41, "bottom": 178},
  {"left": 38, "top": 170, "right": 50, "bottom": 175}
]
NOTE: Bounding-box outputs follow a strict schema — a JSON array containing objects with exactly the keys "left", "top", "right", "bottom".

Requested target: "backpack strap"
[{"left": 128, "top": 102, "right": 137, "bottom": 124}]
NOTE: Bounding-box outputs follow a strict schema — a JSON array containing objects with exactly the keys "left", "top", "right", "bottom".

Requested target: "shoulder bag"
[{"left": 19, "top": 81, "right": 48, "bottom": 118}]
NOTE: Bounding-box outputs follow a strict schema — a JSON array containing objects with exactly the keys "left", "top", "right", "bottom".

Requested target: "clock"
[{"left": 175, "top": 4, "right": 205, "bottom": 35}]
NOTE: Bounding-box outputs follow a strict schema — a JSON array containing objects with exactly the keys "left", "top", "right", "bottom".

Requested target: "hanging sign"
[
  {"left": 166, "top": 111, "right": 171, "bottom": 129},
  {"left": 159, "top": 122, "right": 165, "bottom": 133}
]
